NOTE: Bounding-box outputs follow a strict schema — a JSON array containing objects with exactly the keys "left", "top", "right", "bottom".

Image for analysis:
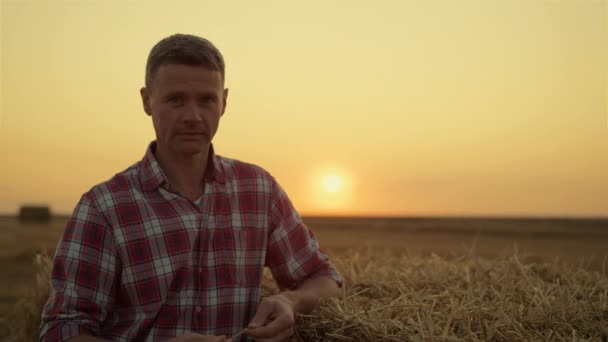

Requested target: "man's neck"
[{"left": 154, "top": 143, "right": 210, "bottom": 200}]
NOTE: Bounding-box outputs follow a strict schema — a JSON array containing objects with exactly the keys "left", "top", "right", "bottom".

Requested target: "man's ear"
[
  {"left": 221, "top": 88, "right": 229, "bottom": 117},
  {"left": 140, "top": 87, "right": 152, "bottom": 116}
]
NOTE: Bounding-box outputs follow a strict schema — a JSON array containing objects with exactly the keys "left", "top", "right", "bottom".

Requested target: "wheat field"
[{"left": 1, "top": 216, "right": 607, "bottom": 341}]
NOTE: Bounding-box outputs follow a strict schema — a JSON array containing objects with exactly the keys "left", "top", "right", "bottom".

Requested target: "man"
[{"left": 41, "top": 33, "right": 343, "bottom": 342}]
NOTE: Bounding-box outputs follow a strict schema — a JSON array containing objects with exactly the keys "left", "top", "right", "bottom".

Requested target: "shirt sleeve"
[
  {"left": 40, "top": 192, "right": 121, "bottom": 341},
  {"left": 265, "top": 178, "right": 343, "bottom": 291}
]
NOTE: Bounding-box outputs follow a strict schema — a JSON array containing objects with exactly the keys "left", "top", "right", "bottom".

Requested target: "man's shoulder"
[
  {"left": 216, "top": 154, "right": 275, "bottom": 183},
  {"left": 82, "top": 161, "right": 142, "bottom": 208}
]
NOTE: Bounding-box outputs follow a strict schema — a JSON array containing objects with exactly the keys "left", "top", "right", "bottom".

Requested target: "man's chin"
[{"left": 171, "top": 142, "right": 209, "bottom": 156}]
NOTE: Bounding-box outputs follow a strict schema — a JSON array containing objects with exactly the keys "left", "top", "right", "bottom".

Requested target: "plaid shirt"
[{"left": 41, "top": 142, "right": 342, "bottom": 342}]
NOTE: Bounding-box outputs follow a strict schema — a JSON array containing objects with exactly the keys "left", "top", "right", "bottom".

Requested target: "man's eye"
[
  {"left": 167, "top": 97, "right": 183, "bottom": 105},
  {"left": 200, "top": 97, "right": 215, "bottom": 104}
]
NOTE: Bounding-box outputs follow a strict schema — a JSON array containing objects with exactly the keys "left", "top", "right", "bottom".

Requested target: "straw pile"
[
  {"left": 284, "top": 250, "right": 608, "bottom": 341},
  {"left": 5, "top": 249, "right": 608, "bottom": 341},
  {"left": 17, "top": 206, "right": 52, "bottom": 223}
]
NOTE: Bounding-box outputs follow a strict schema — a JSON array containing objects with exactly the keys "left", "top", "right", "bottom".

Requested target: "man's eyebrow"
[
  {"left": 162, "top": 90, "right": 186, "bottom": 99},
  {"left": 196, "top": 91, "right": 219, "bottom": 98}
]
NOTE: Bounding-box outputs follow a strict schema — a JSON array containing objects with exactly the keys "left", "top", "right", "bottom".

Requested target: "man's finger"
[
  {"left": 246, "top": 313, "right": 294, "bottom": 339},
  {"left": 176, "top": 333, "right": 227, "bottom": 342},
  {"left": 248, "top": 299, "right": 275, "bottom": 328},
  {"left": 251, "top": 326, "right": 294, "bottom": 342}
]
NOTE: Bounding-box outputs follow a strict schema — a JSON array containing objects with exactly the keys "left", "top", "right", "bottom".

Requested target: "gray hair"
[{"left": 145, "top": 33, "right": 225, "bottom": 88}]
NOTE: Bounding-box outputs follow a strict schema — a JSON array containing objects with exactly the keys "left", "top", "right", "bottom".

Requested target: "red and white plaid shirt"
[{"left": 41, "top": 142, "right": 342, "bottom": 341}]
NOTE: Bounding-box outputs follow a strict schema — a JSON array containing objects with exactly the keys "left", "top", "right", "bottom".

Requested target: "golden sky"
[{"left": 1, "top": 0, "right": 606, "bottom": 217}]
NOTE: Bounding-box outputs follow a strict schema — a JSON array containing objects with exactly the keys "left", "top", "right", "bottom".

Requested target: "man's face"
[{"left": 140, "top": 64, "right": 228, "bottom": 156}]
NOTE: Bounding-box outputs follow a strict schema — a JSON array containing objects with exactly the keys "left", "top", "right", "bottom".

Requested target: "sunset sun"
[
  {"left": 307, "top": 165, "right": 356, "bottom": 213},
  {"left": 322, "top": 174, "right": 343, "bottom": 193}
]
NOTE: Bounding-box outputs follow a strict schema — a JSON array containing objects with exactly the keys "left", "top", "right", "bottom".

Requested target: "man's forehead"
[{"left": 151, "top": 63, "right": 224, "bottom": 92}]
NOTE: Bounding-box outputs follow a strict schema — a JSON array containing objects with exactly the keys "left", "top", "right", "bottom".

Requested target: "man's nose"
[{"left": 182, "top": 102, "right": 204, "bottom": 124}]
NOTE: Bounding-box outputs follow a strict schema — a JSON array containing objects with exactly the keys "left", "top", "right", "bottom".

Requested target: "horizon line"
[{"left": 1, "top": 213, "right": 607, "bottom": 221}]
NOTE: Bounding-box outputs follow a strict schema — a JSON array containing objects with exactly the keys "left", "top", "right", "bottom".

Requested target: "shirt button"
[
  {"left": 196, "top": 306, "right": 202, "bottom": 313},
  {"left": 198, "top": 267, "right": 203, "bottom": 273}
]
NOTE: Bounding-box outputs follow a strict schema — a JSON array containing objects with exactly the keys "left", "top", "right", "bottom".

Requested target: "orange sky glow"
[{"left": 1, "top": 0, "right": 607, "bottom": 217}]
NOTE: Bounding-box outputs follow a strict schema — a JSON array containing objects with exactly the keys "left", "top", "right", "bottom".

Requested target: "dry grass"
[
  {"left": 4, "top": 248, "right": 608, "bottom": 341},
  {"left": 287, "top": 249, "right": 608, "bottom": 341},
  {"left": 5, "top": 250, "right": 53, "bottom": 342}
]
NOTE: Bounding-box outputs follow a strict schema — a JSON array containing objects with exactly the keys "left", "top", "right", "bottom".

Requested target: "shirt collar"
[{"left": 139, "top": 141, "right": 226, "bottom": 192}]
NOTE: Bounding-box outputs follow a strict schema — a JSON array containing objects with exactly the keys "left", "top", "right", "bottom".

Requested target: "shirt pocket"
[{"left": 212, "top": 229, "right": 265, "bottom": 288}]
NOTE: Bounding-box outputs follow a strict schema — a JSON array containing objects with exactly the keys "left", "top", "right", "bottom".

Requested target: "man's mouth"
[
  {"left": 177, "top": 132, "right": 206, "bottom": 140},
  {"left": 177, "top": 131, "right": 205, "bottom": 136}
]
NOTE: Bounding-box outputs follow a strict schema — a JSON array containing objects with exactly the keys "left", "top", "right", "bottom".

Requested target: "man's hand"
[
  {"left": 167, "top": 333, "right": 228, "bottom": 342},
  {"left": 245, "top": 293, "right": 295, "bottom": 342}
]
